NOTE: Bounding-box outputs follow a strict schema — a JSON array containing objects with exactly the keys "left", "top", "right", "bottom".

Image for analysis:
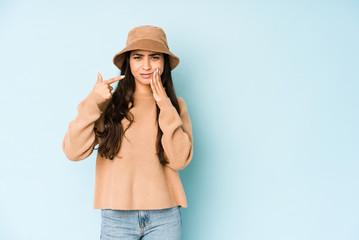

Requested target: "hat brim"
[{"left": 113, "top": 39, "right": 180, "bottom": 71}]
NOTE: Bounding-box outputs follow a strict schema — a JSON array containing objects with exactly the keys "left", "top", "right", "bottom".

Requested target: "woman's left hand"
[{"left": 150, "top": 68, "right": 168, "bottom": 102}]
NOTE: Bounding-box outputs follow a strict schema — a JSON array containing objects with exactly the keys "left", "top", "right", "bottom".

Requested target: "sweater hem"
[{"left": 93, "top": 203, "right": 187, "bottom": 210}]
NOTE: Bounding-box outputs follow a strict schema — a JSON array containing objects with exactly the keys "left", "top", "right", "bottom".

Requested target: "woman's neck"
[{"left": 133, "top": 85, "right": 154, "bottom": 99}]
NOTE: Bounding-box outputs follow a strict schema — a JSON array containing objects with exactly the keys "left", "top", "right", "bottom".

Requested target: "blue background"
[{"left": 0, "top": 0, "right": 358, "bottom": 239}]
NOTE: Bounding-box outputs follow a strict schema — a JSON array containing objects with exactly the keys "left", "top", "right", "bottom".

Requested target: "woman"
[{"left": 62, "top": 25, "right": 193, "bottom": 239}]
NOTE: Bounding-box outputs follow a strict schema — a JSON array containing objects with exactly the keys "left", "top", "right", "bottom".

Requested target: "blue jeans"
[{"left": 100, "top": 206, "right": 182, "bottom": 240}]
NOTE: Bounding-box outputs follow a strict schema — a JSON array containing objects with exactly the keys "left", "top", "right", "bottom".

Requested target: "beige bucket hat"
[{"left": 113, "top": 25, "right": 180, "bottom": 71}]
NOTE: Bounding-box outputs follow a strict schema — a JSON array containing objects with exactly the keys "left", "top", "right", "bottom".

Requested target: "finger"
[
  {"left": 104, "top": 75, "right": 125, "bottom": 85},
  {"left": 150, "top": 76, "right": 157, "bottom": 95},
  {"left": 155, "top": 68, "right": 163, "bottom": 86},
  {"left": 154, "top": 71, "right": 161, "bottom": 93},
  {"left": 157, "top": 72, "right": 164, "bottom": 88},
  {"left": 156, "top": 69, "right": 163, "bottom": 89},
  {"left": 97, "top": 72, "right": 103, "bottom": 83}
]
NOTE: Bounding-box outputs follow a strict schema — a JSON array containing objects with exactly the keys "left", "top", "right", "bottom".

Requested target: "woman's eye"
[{"left": 133, "top": 56, "right": 160, "bottom": 60}]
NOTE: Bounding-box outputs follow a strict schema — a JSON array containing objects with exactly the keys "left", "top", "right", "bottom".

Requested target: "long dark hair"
[{"left": 94, "top": 51, "right": 180, "bottom": 166}]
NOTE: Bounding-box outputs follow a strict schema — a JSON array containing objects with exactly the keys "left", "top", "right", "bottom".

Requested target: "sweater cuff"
[
  {"left": 156, "top": 97, "right": 173, "bottom": 110},
  {"left": 86, "top": 91, "right": 109, "bottom": 112}
]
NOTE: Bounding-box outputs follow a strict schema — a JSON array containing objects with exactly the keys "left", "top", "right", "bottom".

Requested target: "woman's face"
[{"left": 129, "top": 50, "right": 164, "bottom": 87}]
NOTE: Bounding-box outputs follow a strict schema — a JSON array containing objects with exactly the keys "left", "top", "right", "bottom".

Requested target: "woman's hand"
[
  {"left": 93, "top": 72, "right": 125, "bottom": 100},
  {"left": 150, "top": 68, "right": 168, "bottom": 102}
]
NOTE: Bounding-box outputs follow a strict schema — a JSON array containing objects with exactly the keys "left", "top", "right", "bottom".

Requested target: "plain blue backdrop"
[{"left": 0, "top": 0, "right": 358, "bottom": 239}]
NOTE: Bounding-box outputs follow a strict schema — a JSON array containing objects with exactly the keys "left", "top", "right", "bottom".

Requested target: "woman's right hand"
[{"left": 93, "top": 72, "right": 125, "bottom": 100}]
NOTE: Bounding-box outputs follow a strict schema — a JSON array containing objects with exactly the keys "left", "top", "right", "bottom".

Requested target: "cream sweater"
[{"left": 62, "top": 89, "right": 193, "bottom": 210}]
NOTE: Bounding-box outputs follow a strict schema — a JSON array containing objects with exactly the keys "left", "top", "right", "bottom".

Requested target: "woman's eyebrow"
[{"left": 133, "top": 53, "right": 161, "bottom": 56}]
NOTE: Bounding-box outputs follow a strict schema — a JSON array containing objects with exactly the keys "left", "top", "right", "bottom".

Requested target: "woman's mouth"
[{"left": 140, "top": 73, "right": 153, "bottom": 79}]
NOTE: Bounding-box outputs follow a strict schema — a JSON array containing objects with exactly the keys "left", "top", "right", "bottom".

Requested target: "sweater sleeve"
[
  {"left": 62, "top": 91, "right": 109, "bottom": 161},
  {"left": 156, "top": 97, "right": 194, "bottom": 171}
]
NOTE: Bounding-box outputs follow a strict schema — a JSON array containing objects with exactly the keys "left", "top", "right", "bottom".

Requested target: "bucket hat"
[{"left": 113, "top": 25, "right": 180, "bottom": 71}]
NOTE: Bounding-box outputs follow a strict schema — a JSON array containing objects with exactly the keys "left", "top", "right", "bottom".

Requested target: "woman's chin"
[{"left": 135, "top": 77, "right": 152, "bottom": 86}]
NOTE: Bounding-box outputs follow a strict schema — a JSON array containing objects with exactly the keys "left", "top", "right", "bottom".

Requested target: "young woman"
[{"left": 62, "top": 25, "right": 193, "bottom": 239}]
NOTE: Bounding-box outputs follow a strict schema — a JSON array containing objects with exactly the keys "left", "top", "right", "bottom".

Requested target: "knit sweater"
[{"left": 62, "top": 89, "right": 193, "bottom": 210}]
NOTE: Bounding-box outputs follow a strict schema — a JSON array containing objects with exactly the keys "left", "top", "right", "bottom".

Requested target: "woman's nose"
[{"left": 142, "top": 58, "right": 152, "bottom": 70}]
